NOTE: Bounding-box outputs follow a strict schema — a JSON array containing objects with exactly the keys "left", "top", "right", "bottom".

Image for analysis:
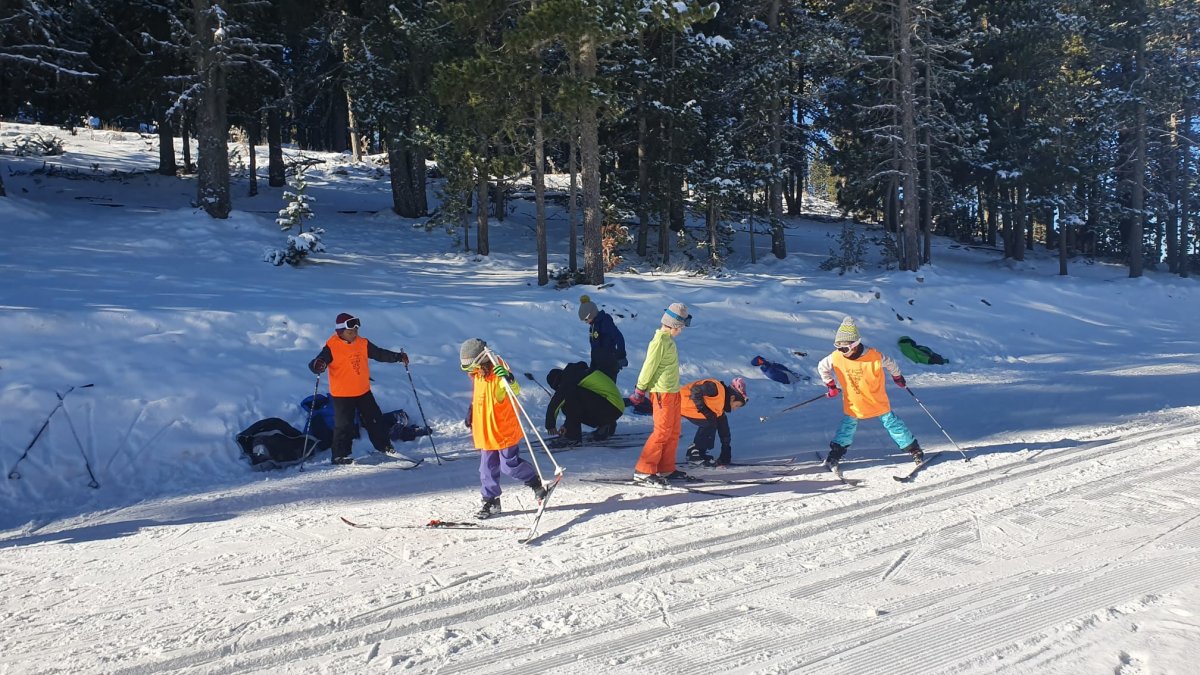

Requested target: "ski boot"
[
  {"left": 331, "top": 455, "right": 355, "bottom": 466},
  {"left": 526, "top": 477, "right": 548, "bottom": 503},
  {"left": 902, "top": 440, "right": 924, "bottom": 464},
  {"left": 685, "top": 445, "right": 714, "bottom": 466},
  {"left": 476, "top": 496, "right": 501, "bottom": 519},
  {"left": 633, "top": 471, "right": 668, "bottom": 487},
  {"left": 825, "top": 442, "right": 848, "bottom": 469},
  {"left": 590, "top": 421, "right": 617, "bottom": 442}
]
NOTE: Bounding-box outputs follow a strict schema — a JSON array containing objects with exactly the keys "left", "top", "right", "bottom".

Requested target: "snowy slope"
[{"left": 1, "top": 122, "right": 1198, "bottom": 674}]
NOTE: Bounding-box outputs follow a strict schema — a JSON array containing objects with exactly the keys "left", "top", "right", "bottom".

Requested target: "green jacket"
[{"left": 635, "top": 328, "right": 680, "bottom": 393}]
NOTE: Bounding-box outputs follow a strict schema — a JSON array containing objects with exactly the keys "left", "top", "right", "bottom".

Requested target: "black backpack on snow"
[{"left": 235, "top": 418, "right": 319, "bottom": 470}]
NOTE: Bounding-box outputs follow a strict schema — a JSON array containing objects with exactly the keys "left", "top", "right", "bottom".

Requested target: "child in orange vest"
[
  {"left": 681, "top": 377, "right": 748, "bottom": 467},
  {"left": 459, "top": 338, "right": 547, "bottom": 519},
  {"left": 308, "top": 313, "right": 409, "bottom": 465},
  {"left": 817, "top": 316, "right": 922, "bottom": 469}
]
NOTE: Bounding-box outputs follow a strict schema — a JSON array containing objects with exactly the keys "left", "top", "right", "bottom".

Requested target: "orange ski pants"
[{"left": 635, "top": 391, "right": 681, "bottom": 475}]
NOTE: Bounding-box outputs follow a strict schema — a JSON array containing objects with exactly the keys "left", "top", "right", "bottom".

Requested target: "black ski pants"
[{"left": 332, "top": 391, "right": 390, "bottom": 460}]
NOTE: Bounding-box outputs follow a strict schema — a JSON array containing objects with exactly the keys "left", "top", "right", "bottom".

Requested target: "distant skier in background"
[
  {"left": 459, "top": 338, "right": 547, "bottom": 519},
  {"left": 817, "top": 317, "right": 922, "bottom": 470},
  {"left": 579, "top": 295, "right": 627, "bottom": 384},
  {"left": 681, "top": 377, "right": 748, "bottom": 467},
  {"left": 308, "top": 313, "right": 410, "bottom": 465},
  {"left": 629, "top": 302, "right": 691, "bottom": 485},
  {"left": 543, "top": 361, "right": 624, "bottom": 447}
]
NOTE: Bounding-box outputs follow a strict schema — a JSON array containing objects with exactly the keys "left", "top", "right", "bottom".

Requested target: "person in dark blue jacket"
[{"left": 579, "top": 295, "right": 627, "bottom": 384}]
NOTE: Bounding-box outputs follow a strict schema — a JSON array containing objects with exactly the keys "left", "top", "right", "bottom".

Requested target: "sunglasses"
[
  {"left": 336, "top": 317, "right": 361, "bottom": 330},
  {"left": 836, "top": 340, "right": 860, "bottom": 353},
  {"left": 664, "top": 308, "right": 692, "bottom": 327}
]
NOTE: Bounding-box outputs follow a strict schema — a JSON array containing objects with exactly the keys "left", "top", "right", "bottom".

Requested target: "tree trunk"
[
  {"left": 247, "top": 115, "right": 259, "bottom": 197},
  {"left": 1013, "top": 184, "right": 1026, "bottom": 261},
  {"left": 569, "top": 132, "right": 579, "bottom": 272},
  {"left": 534, "top": 86, "right": 548, "bottom": 286},
  {"left": 492, "top": 177, "right": 506, "bottom": 221},
  {"left": 193, "top": 0, "right": 230, "bottom": 219},
  {"left": 157, "top": 118, "right": 177, "bottom": 176},
  {"left": 578, "top": 34, "right": 604, "bottom": 285},
  {"left": 897, "top": 0, "right": 920, "bottom": 271},
  {"left": 636, "top": 78, "right": 650, "bottom": 258},
  {"left": 767, "top": 0, "right": 786, "bottom": 258},
  {"left": 387, "top": 132, "right": 422, "bottom": 218},
  {"left": 267, "top": 106, "right": 285, "bottom": 187},
  {"left": 1128, "top": 7, "right": 1147, "bottom": 278},
  {"left": 1182, "top": 84, "right": 1194, "bottom": 278},
  {"left": 181, "top": 110, "right": 194, "bottom": 174},
  {"left": 476, "top": 138, "right": 489, "bottom": 256},
  {"left": 345, "top": 85, "right": 361, "bottom": 162},
  {"left": 706, "top": 195, "right": 719, "bottom": 267}
]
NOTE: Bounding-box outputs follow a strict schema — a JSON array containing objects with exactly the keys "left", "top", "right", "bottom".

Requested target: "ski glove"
[
  {"left": 464, "top": 407, "right": 473, "bottom": 429},
  {"left": 825, "top": 382, "right": 839, "bottom": 398},
  {"left": 398, "top": 351, "right": 410, "bottom": 366},
  {"left": 892, "top": 375, "right": 907, "bottom": 388},
  {"left": 309, "top": 358, "right": 327, "bottom": 374},
  {"left": 629, "top": 388, "right": 647, "bottom": 406},
  {"left": 618, "top": 357, "right": 629, "bottom": 369},
  {"left": 492, "top": 363, "right": 512, "bottom": 381}
]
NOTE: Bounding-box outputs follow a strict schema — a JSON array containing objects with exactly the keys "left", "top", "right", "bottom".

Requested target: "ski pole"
[
  {"left": 297, "top": 372, "right": 322, "bottom": 472},
  {"left": 904, "top": 387, "right": 969, "bottom": 460},
  {"left": 403, "top": 362, "right": 442, "bottom": 465},
  {"left": 8, "top": 384, "right": 94, "bottom": 480},
  {"left": 56, "top": 390, "right": 100, "bottom": 488},
  {"left": 484, "top": 348, "right": 563, "bottom": 479},
  {"left": 758, "top": 393, "right": 826, "bottom": 423},
  {"left": 522, "top": 372, "right": 553, "bottom": 396}
]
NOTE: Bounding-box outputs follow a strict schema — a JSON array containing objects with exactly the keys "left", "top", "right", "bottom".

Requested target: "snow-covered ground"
[{"left": 1, "top": 122, "right": 1199, "bottom": 674}]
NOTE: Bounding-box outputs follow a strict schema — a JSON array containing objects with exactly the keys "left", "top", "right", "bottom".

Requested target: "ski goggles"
[
  {"left": 664, "top": 308, "right": 692, "bottom": 327},
  {"left": 835, "top": 340, "right": 861, "bottom": 353},
  {"left": 336, "top": 316, "right": 361, "bottom": 331},
  {"left": 460, "top": 350, "right": 487, "bottom": 371}
]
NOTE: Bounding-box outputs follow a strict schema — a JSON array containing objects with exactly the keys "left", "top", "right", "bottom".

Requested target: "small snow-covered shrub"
[
  {"left": 266, "top": 168, "right": 324, "bottom": 266},
  {"left": 2, "top": 133, "right": 65, "bottom": 157},
  {"left": 820, "top": 222, "right": 869, "bottom": 274},
  {"left": 265, "top": 228, "right": 325, "bottom": 266}
]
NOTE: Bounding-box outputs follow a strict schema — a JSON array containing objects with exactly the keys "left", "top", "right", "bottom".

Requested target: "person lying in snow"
[{"left": 751, "top": 355, "right": 804, "bottom": 385}]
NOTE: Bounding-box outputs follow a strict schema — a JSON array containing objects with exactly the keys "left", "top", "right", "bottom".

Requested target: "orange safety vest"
[
  {"left": 680, "top": 379, "right": 725, "bottom": 420},
  {"left": 325, "top": 334, "right": 371, "bottom": 397},
  {"left": 470, "top": 359, "right": 524, "bottom": 450},
  {"left": 831, "top": 348, "right": 891, "bottom": 419}
]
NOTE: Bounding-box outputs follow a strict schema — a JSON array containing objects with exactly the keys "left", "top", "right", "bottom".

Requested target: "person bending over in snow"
[
  {"left": 578, "top": 295, "right": 628, "bottom": 385},
  {"left": 682, "top": 377, "right": 748, "bottom": 467},
  {"left": 460, "top": 338, "right": 547, "bottom": 519},
  {"left": 628, "top": 302, "right": 691, "bottom": 486},
  {"left": 543, "top": 361, "right": 624, "bottom": 447},
  {"left": 308, "top": 313, "right": 410, "bottom": 465},
  {"left": 817, "top": 316, "right": 922, "bottom": 470}
]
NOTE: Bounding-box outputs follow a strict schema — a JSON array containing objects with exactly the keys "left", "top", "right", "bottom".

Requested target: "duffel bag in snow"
[{"left": 236, "top": 418, "right": 319, "bottom": 470}]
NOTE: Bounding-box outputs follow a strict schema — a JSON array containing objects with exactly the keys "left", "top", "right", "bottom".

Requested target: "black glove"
[
  {"left": 309, "top": 358, "right": 327, "bottom": 374},
  {"left": 464, "top": 406, "right": 473, "bottom": 429},
  {"left": 618, "top": 357, "right": 628, "bottom": 369}
]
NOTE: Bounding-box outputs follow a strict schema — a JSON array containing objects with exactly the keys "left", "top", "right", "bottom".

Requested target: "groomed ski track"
[{"left": 4, "top": 417, "right": 1199, "bottom": 674}]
